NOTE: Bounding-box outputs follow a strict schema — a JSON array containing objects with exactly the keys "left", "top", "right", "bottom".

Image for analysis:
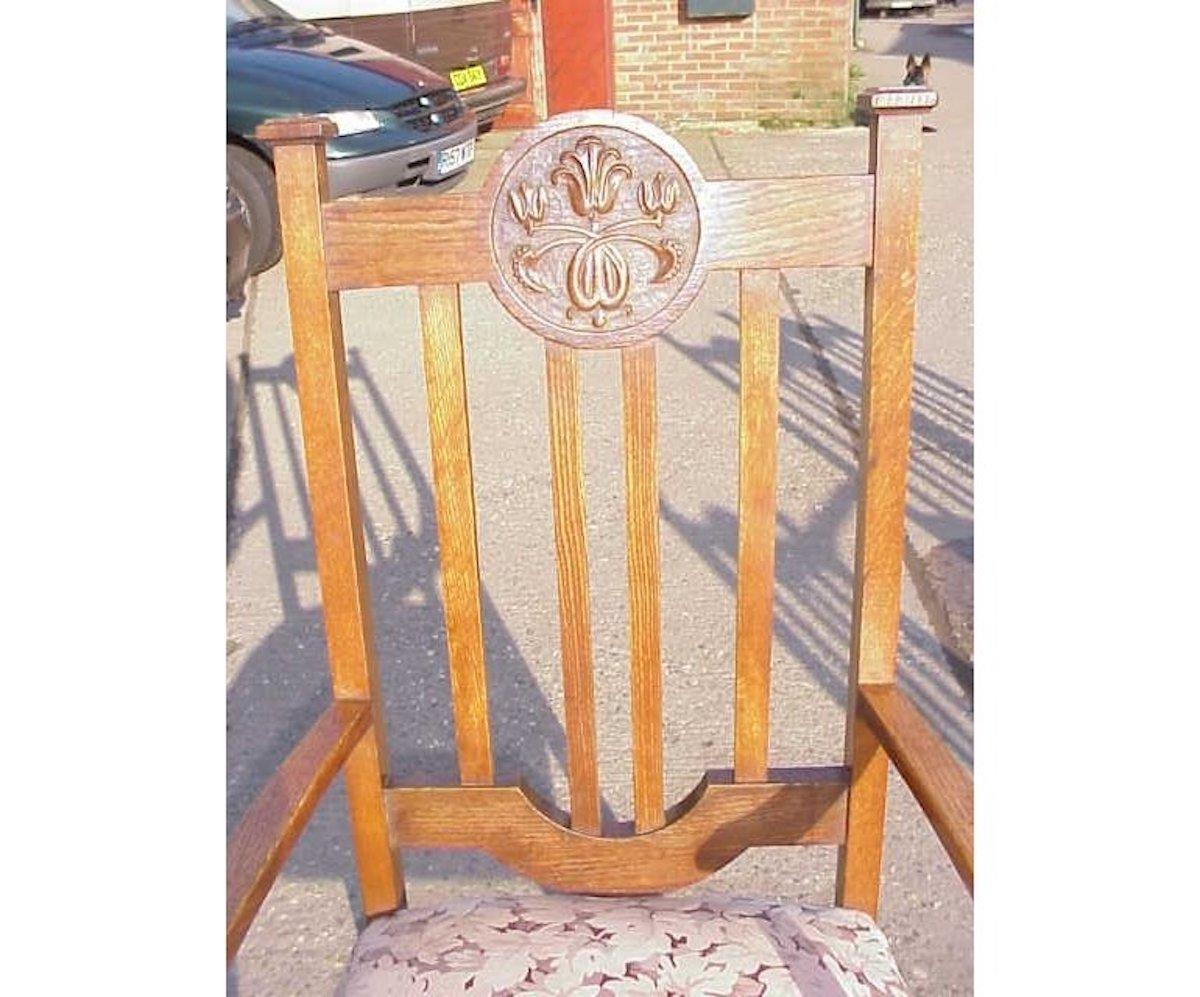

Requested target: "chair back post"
[
  {"left": 255, "top": 117, "right": 405, "bottom": 915},
  {"left": 836, "top": 87, "right": 937, "bottom": 916}
]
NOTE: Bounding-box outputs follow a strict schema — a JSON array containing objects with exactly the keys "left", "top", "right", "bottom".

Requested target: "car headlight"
[{"left": 323, "top": 110, "right": 384, "bottom": 136}]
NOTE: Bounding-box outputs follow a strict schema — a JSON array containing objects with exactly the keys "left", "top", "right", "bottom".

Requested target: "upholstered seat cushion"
[{"left": 340, "top": 893, "right": 908, "bottom": 996}]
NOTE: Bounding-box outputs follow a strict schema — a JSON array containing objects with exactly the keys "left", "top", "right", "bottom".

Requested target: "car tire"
[{"left": 227, "top": 144, "right": 282, "bottom": 276}]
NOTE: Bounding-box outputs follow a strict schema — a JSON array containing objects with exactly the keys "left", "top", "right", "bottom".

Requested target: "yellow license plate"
[{"left": 449, "top": 64, "right": 487, "bottom": 91}]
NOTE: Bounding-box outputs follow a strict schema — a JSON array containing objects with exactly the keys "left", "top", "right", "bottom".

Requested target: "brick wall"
[{"left": 612, "top": 0, "right": 851, "bottom": 127}]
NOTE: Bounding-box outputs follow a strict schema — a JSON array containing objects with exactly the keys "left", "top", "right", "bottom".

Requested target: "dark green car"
[{"left": 227, "top": 0, "right": 478, "bottom": 277}]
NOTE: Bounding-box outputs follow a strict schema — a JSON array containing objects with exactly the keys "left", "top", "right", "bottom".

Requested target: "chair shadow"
[
  {"left": 660, "top": 285, "right": 972, "bottom": 763},
  {"left": 227, "top": 278, "right": 972, "bottom": 991},
  {"left": 227, "top": 347, "right": 589, "bottom": 993}
]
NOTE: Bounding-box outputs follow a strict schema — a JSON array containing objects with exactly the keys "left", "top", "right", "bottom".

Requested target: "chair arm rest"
[
  {"left": 227, "top": 700, "right": 371, "bottom": 961},
  {"left": 858, "top": 684, "right": 973, "bottom": 893}
]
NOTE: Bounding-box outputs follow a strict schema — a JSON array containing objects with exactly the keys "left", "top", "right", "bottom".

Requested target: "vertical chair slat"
[
  {"left": 419, "top": 284, "right": 494, "bottom": 785},
  {"left": 270, "top": 132, "right": 404, "bottom": 915},
  {"left": 544, "top": 342, "right": 602, "bottom": 834},
  {"left": 733, "top": 269, "right": 781, "bottom": 783},
  {"left": 621, "top": 341, "right": 664, "bottom": 833},
  {"left": 836, "top": 96, "right": 926, "bottom": 917}
]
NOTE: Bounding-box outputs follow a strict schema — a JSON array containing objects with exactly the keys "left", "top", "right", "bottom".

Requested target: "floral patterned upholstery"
[{"left": 340, "top": 893, "right": 908, "bottom": 996}]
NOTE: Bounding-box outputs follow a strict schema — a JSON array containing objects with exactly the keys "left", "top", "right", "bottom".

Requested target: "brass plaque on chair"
[{"left": 486, "top": 111, "right": 706, "bottom": 349}]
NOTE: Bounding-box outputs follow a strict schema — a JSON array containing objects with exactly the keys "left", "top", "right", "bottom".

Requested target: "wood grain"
[
  {"left": 733, "top": 269, "right": 781, "bottom": 782},
  {"left": 420, "top": 284, "right": 494, "bottom": 785},
  {"left": 323, "top": 175, "right": 873, "bottom": 295},
  {"left": 621, "top": 341, "right": 664, "bottom": 832},
  {"left": 343, "top": 722, "right": 407, "bottom": 916},
  {"left": 227, "top": 701, "right": 370, "bottom": 961},
  {"left": 482, "top": 111, "right": 708, "bottom": 350},
  {"left": 323, "top": 192, "right": 491, "bottom": 291},
  {"left": 270, "top": 136, "right": 403, "bottom": 915},
  {"left": 544, "top": 342, "right": 601, "bottom": 833},
  {"left": 387, "top": 767, "right": 847, "bottom": 894},
  {"left": 849, "top": 114, "right": 922, "bottom": 688},
  {"left": 256, "top": 116, "right": 337, "bottom": 144},
  {"left": 253, "top": 102, "right": 948, "bottom": 931},
  {"left": 838, "top": 98, "right": 927, "bottom": 915},
  {"left": 700, "top": 176, "right": 875, "bottom": 271},
  {"left": 835, "top": 711, "right": 889, "bottom": 916},
  {"left": 859, "top": 685, "right": 973, "bottom": 892}
]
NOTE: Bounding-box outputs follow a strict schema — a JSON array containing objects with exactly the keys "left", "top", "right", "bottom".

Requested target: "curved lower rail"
[{"left": 386, "top": 766, "right": 848, "bottom": 894}]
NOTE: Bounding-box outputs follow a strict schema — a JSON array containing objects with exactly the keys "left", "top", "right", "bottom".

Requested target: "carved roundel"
[{"left": 485, "top": 111, "right": 706, "bottom": 349}]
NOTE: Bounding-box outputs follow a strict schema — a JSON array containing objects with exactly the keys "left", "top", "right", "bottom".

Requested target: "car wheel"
[{"left": 227, "top": 144, "right": 282, "bottom": 275}]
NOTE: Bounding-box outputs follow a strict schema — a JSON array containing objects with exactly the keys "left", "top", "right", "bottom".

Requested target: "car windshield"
[{"left": 227, "top": 0, "right": 297, "bottom": 31}]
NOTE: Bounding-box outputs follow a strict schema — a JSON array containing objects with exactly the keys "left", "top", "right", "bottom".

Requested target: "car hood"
[{"left": 228, "top": 24, "right": 448, "bottom": 115}]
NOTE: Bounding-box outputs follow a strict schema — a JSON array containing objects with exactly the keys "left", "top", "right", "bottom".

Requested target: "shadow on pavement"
[
  {"left": 661, "top": 284, "right": 972, "bottom": 760},
  {"left": 227, "top": 278, "right": 972, "bottom": 991},
  {"left": 227, "top": 348, "right": 579, "bottom": 996}
]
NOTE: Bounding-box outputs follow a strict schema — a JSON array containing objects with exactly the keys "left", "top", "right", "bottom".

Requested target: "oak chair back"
[{"left": 228, "top": 91, "right": 972, "bottom": 962}]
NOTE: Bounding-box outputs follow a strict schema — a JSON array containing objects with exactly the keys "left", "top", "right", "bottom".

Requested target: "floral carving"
[
  {"left": 638, "top": 172, "right": 679, "bottom": 218},
  {"left": 507, "top": 181, "right": 546, "bottom": 235},
  {"left": 505, "top": 136, "right": 692, "bottom": 330},
  {"left": 550, "top": 136, "right": 632, "bottom": 219}
]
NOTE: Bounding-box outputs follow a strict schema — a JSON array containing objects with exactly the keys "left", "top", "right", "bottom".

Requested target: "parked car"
[
  {"left": 279, "top": 2, "right": 526, "bottom": 127},
  {"left": 227, "top": 0, "right": 478, "bottom": 276},
  {"left": 227, "top": 183, "right": 253, "bottom": 319}
]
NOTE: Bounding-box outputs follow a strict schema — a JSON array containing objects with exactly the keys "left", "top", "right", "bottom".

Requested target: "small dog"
[
  {"left": 903, "top": 54, "right": 936, "bottom": 132},
  {"left": 903, "top": 53, "right": 932, "bottom": 87}
]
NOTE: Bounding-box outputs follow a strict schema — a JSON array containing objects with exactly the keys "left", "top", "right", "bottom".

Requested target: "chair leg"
[
  {"left": 344, "top": 727, "right": 406, "bottom": 916},
  {"left": 836, "top": 712, "right": 888, "bottom": 918}
]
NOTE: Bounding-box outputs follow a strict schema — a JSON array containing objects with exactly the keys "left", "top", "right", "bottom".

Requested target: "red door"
[{"left": 541, "top": 0, "right": 615, "bottom": 113}]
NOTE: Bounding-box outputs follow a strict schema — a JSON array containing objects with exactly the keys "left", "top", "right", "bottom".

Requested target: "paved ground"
[{"left": 227, "top": 8, "right": 973, "bottom": 994}]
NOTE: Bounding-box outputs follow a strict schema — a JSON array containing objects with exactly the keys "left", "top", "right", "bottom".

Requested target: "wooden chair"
[{"left": 228, "top": 89, "right": 971, "bottom": 993}]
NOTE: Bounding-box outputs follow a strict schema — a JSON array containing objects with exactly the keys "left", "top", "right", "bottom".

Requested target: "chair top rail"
[
  {"left": 320, "top": 174, "right": 874, "bottom": 295},
  {"left": 262, "top": 110, "right": 875, "bottom": 348}
]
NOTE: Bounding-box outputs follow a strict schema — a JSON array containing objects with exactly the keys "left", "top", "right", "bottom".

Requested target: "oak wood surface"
[
  {"left": 387, "top": 768, "right": 848, "bottom": 894},
  {"left": 849, "top": 114, "right": 922, "bottom": 689},
  {"left": 859, "top": 684, "right": 974, "bottom": 892},
  {"left": 227, "top": 701, "right": 370, "bottom": 961},
  {"left": 838, "top": 101, "right": 926, "bottom": 914},
  {"left": 250, "top": 96, "right": 952, "bottom": 940},
  {"left": 271, "top": 138, "right": 403, "bottom": 915},
  {"left": 733, "top": 269, "right": 781, "bottom": 782},
  {"left": 544, "top": 342, "right": 602, "bottom": 833},
  {"left": 342, "top": 723, "right": 407, "bottom": 917},
  {"left": 321, "top": 175, "right": 874, "bottom": 294},
  {"left": 482, "top": 111, "right": 708, "bottom": 350},
  {"left": 324, "top": 192, "right": 490, "bottom": 291},
  {"left": 699, "top": 177, "right": 875, "bottom": 271},
  {"left": 835, "top": 712, "right": 889, "bottom": 917},
  {"left": 420, "top": 284, "right": 494, "bottom": 785},
  {"left": 621, "top": 342, "right": 664, "bottom": 832}
]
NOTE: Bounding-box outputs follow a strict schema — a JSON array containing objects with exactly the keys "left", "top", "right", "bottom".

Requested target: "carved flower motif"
[
  {"left": 566, "top": 242, "right": 629, "bottom": 327},
  {"left": 511, "top": 244, "right": 549, "bottom": 293},
  {"left": 500, "top": 132, "right": 696, "bottom": 332},
  {"left": 637, "top": 173, "right": 679, "bottom": 219},
  {"left": 507, "top": 181, "right": 547, "bottom": 235},
  {"left": 550, "top": 136, "right": 632, "bottom": 220}
]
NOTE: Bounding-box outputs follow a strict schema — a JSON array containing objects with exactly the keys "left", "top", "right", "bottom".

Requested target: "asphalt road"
[{"left": 226, "top": 9, "right": 973, "bottom": 994}]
